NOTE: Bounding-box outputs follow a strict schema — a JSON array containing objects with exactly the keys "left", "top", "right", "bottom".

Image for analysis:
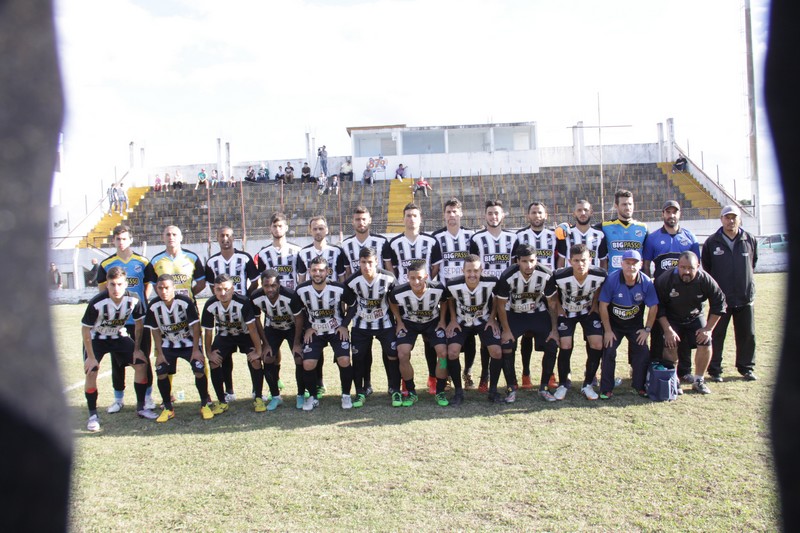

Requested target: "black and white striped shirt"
[
  {"left": 431, "top": 226, "right": 474, "bottom": 285},
  {"left": 385, "top": 233, "right": 443, "bottom": 285},
  {"left": 295, "top": 281, "right": 347, "bottom": 335},
  {"left": 544, "top": 267, "right": 607, "bottom": 318},
  {"left": 556, "top": 226, "right": 608, "bottom": 268},
  {"left": 201, "top": 293, "right": 256, "bottom": 337},
  {"left": 469, "top": 229, "right": 517, "bottom": 280},
  {"left": 205, "top": 250, "right": 259, "bottom": 296},
  {"left": 340, "top": 233, "right": 389, "bottom": 275},
  {"left": 255, "top": 241, "right": 302, "bottom": 290},
  {"left": 443, "top": 276, "right": 497, "bottom": 327},
  {"left": 145, "top": 294, "right": 199, "bottom": 348},
  {"left": 82, "top": 290, "right": 145, "bottom": 340},
  {"left": 296, "top": 244, "right": 346, "bottom": 282},
  {"left": 389, "top": 281, "right": 447, "bottom": 324},
  {"left": 513, "top": 227, "right": 558, "bottom": 271},
  {"left": 493, "top": 264, "right": 553, "bottom": 314},
  {"left": 250, "top": 285, "right": 304, "bottom": 331},
  {"left": 342, "top": 269, "right": 396, "bottom": 331}
]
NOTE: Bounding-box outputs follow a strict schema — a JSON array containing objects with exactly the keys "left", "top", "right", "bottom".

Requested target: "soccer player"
[
  {"left": 201, "top": 274, "right": 266, "bottom": 412},
  {"left": 251, "top": 269, "right": 305, "bottom": 410},
  {"left": 296, "top": 215, "right": 347, "bottom": 284},
  {"left": 597, "top": 250, "right": 659, "bottom": 399},
  {"left": 145, "top": 274, "right": 218, "bottom": 422},
  {"left": 494, "top": 244, "right": 560, "bottom": 402},
  {"left": 642, "top": 200, "right": 701, "bottom": 381},
  {"left": 443, "top": 255, "right": 503, "bottom": 404},
  {"left": 656, "top": 252, "right": 727, "bottom": 394},
  {"left": 600, "top": 189, "right": 648, "bottom": 274},
  {"left": 255, "top": 212, "right": 303, "bottom": 291},
  {"left": 389, "top": 262, "right": 450, "bottom": 407},
  {"left": 469, "top": 200, "right": 516, "bottom": 392},
  {"left": 145, "top": 225, "right": 206, "bottom": 301},
  {"left": 205, "top": 225, "right": 260, "bottom": 401},
  {"left": 544, "top": 243, "right": 607, "bottom": 401},
  {"left": 512, "top": 201, "right": 559, "bottom": 389},
  {"left": 95, "top": 224, "right": 155, "bottom": 413},
  {"left": 295, "top": 256, "right": 355, "bottom": 411},
  {"left": 340, "top": 206, "right": 389, "bottom": 278},
  {"left": 81, "top": 266, "right": 156, "bottom": 432},
  {"left": 342, "top": 247, "right": 398, "bottom": 407},
  {"left": 556, "top": 200, "right": 607, "bottom": 269}
]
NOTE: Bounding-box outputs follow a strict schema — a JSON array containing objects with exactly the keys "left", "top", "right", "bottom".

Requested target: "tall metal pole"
[
  {"left": 744, "top": 0, "right": 761, "bottom": 234},
  {"left": 598, "top": 94, "right": 605, "bottom": 220}
]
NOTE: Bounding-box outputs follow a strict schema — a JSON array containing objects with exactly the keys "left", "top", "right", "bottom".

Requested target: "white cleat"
[
  {"left": 87, "top": 414, "right": 101, "bottom": 432},
  {"left": 107, "top": 401, "right": 124, "bottom": 414}
]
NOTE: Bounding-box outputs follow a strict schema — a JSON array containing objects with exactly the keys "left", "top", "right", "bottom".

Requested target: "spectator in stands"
[
  {"left": 174, "top": 170, "right": 184, "bottom": 189},
  {"left": 117, "top": 185, "right": 128, "bottom": 214},
  {"left": 318, "top": 145, "right": 328, "bottom": 175},
  {"left": 107, "top": 184, "right": 118, "bottom": 214},
  {"left": 244, "top": 166, "right": 256, "bottom": 183},
  {"left": 228, "top": 173, "right": 237, "bottom": 187},
  {"left": 395, "top": 163, "right": 406, "bottom": 181},
  {"left": 196, "top": 168, "right": 209, "bottom": 190},
  {"left": 363, "top": 164, "right": 374, "bottom": 186},
  {"left": 275, "top": 166, "right": 285, "bottom": 184},
  {"left": 285, "top": 162, "right": 295, "bottom": 184},
  {"left": 257, "top": 165, "right": 269, "bottom": 183},
  {"left": 163, "top": 172, "right": 171, "bottom": 192},
  {"left": 154, "top": 174, "right": 162, "bottom": 192},
  {"left": 329, "top": 175, "right": 340, "bottom": 196},
  {"left": 413, "top": 176, "right": 433, "bottom": 198},
  {"left": 317, "top": 173, "right": 328, "bottom": 195},
  {"left": 672, "top": 155, "right": 687, "bottom": 173},
  {"left": 49, "top": 262, "right": 62, "bottom": 290},
  {"left": 210, "top": 169, "right": 219, "bottom": 188},
  {"left": 340, "top": 158, "right": 353, "bottom": 182},
  {"left": 301, "top": 162, "right": 312, "bottom": 183},
  {"left": 86, "top": 258, "right": 99, "bottom": 287}
]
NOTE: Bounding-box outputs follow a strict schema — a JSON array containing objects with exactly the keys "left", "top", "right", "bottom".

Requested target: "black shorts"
[
  {"left": 265, "top": 326, "right": 296, "bottom": 356},
  {"left": 557, "top": 312, "right": 603, "bottom": 339},
  {"left": 503, "top": 311, "right": 553, "bottom": 350},
  {"left": 211, "top": 334, "right": 256, "bottom": 359},
  {"left": 125, "top": 323, "right": 152, "bottom": 356},
  {"left": 302, "top": 331, "right": 350, "bottom": 361},
  {"left": 156, "top": 347, "right": 205, "bottom": 376},
  {"left": 396, "top": 320, "right": 447, "bottom": 349},
  {"left": 666, "top": 317, "right": 711, "bottom": 349},
  {"left": 351, "top": 327, "right": 398, "bottom": 358},
  {"left": 448, "top": 323, "right": 501, "bottom": 349},
  {"left": 85, "top": 337, "right": 143, "bottom": 368}
]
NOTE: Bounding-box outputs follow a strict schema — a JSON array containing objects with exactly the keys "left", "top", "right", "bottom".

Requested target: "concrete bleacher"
[{"left": 82, "top": 163, "right": 720, "bottom": 247}]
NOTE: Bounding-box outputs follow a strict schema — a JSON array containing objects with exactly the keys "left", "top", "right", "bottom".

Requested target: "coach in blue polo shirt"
[{"left": 597, "top": 250, "right": 659, "bottom": 399}]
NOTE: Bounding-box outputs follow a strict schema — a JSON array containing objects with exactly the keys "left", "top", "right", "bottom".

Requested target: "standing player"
[
  {"left": 512, "top": 201, "right": 559, "bottom": 389},
  {"left": 95, "top": 224, "right": 155, "bottom": 413},
  {"left": 145, "top": 225, "right": 206, "bottom": 301},
  {"left": 295, "top": 256, "right": 355, "bottom": 411},
  {"left": 201, "top": 274, "right": 266, "bottom": 412},
  {"left": 556, "top": 200, "right": 607, "bottom": 269},
  {"left": 431, "top": 198, "right": 476, "bottom": 388},
  {"left": 494, "top": 244, "right": 560, "bottom": 402},
  {"left": 255, "top": 212, "right": 303, "bottom": 291},
  {"left": 545, "top": 243, "right": 607, "bottom": 401},
  {"left": 342, "top": 247, "right": 397, "bottom": 408},
  {"left": 469, "top": 200, "right": 516, "bottom": 392},
  {"left": 389, "top": 262, "right": 450, "bottom": 407},
  {"left": 205, "top": 225, "right": 260, "bottom": 402},
  {"left": 296, "top": 216, "right": 347, "bottom": 284},
  {"left": 145, "top": 274, "right": 218, "bottom": 422},
  {"left": 443, "top": 255, "right": 503, "bottom": 404},
  {"left": 601, "top": 189, "right": 648, "bottom": 274},
  {"left": 251, "top": 269, "right": 305, "bottom": 410},
  {"left": 642, "top": 200, "right": 700, "bottom": 382},
  {"left": 81, "top": 266, "right": 156, "bottom": 432}
]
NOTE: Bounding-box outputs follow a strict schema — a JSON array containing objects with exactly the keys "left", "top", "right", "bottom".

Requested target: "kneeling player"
[
  {"left": 146, "top": 274, "right": 217, "bottom": 421},
  {"left": 202, "top": 274, "right": 266, "bottom": 412},
  {"left": 81, "top": 266, "right": 156, "bottom": 432},
  {"left": 389, "top": 261, "right": 449, "bottom": 407},
  {"left": 494, "top": 244, "right": 560, "bottom": 402}
]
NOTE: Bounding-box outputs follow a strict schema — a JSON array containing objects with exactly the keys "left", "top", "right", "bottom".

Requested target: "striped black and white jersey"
[
  {"left": 555, "top": 226, "right": 608, "bottom": 268},
  {"left": 201, "top": 293, "right": 256, "bottom": 337},
  {"left": 469, "top": 229, "right": 517, "bottom": 279},
  {"left": 81, "top": 290, "right": 145, "bottom": 340},
  {"left": 513, "top": 227, "right": 558, "bottom": 271},
  {"left": 385, "top": 233, "right": 443, "bottom": 285},
  {"left": 340, "top": 233, "right": 389, "bottom": 275},
  {"left": 255, "top": 241, "right": 302, "bottom": 290},
  {"left": 493, "top": 263, "right": 553, "bottom": 314},
  {"left": 205, "top": 249, "right": 259, "bottom": 296},
  {"left": 443, "top": 276, "right": 497, "bottom": 327},
  {"left": 250, "top": 285, "right": 304, "bottom": 331},
  {"left": 544, "top": 267, "right": 607, "bottom": 318},
  {"left": 431, "top": 226, "right": 474, "bottom": 286},
  {"left": 145, "top": 294, "right": 199, "bottom": 348},
  {"left": 388, "top": 281, "right": 447, "bottom": 324},
  {"left": 295, "top": 281, "right": 347, "bottom": 335},
  {"left": 296, "top": 244, "right": 346, "bottom": 282},
  {"left": 342, "top": 269, "right": 396, "bottom": 330}
]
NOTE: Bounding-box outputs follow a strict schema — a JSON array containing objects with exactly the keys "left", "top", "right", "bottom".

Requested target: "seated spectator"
[
  {"left": 154, "top": 174, "right": 162, "bottom": 192},
  {"left": 244, "top": 165, "right": 256, "bottom": 182},
  {"left": 363, "top": 165, "right": 374, "bottom": 186},
  {"left": 329, "top": 175, "right": 340, "bottom": 196},
  {"left": 285, "top": 162, "right": 295, "bottom": 184},
  {"left": 672, "top": 155, "right": 687, "bottom": 173},
  {"left": 210, "top": 169, "right": 219, "bottom": 188},
  {"left": 196, "top": 168, "right": 209, "bottom": 189},
  {"left": 301, "top": 162, "right": 312, "bottom": 183},
  {"left": 174, "top": 170, "right": 184, "bottom": 189},
  {"left": 163, "top": 172, "right": 171, "bottom": 192},
  {"left": 413, "top": 177, "right": 433, "bottom": 198},
  {"left": 317, "top": 173, "right": 328, "bottom": 195},
  {"left": 395, "top": 163, "right": 406, "bottom": 180},
  {"left": 339, "top": 158, "right": 353, "bottom": 182},
  {"left": 229, "top": 173, "right": 237, "bottom": 187},
  {"left": 275, "top": 166, "right": 285, "bottom": 184}
]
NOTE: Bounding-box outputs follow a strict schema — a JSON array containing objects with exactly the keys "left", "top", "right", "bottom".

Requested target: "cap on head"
[
  {"left": 721, "top": 205, "right": 740, "bottom": 217},
  {"left": 621, "top": 250, "right": 642, "bottom": 262},
  {"left": 662, "top": 200, "right": 680, "bottom": 211}
]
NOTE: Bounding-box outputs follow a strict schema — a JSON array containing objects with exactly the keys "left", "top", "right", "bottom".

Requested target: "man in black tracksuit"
[{"left": 701, "top": 205, "right": 758, "bottom": 381}]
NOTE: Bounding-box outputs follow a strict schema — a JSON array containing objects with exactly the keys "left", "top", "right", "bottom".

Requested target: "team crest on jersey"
[
  {"left": 634, "top": 230, "right": 644, "bottom": 238},
  {"left": 669, "top": 289, "right": 679, "bottom": 298},
  {"left": 133, "top": 264, "right": 143, "bottom": 273},
  {"left": 633, "top": 292, "right": 643, "bottom": 302},
  {"left": 677, "top": 235, "right": 690, "bottom": 246},
  {"left": 713, "top": 247, "right": 725, "bottom": 256},
  {"left": 593, "top": 320, "right": 602, "bottom": 329}
]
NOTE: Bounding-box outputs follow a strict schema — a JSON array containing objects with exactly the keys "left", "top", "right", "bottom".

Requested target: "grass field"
[{"left": 59, "top": 273, "right": 784, "bottom": 531}]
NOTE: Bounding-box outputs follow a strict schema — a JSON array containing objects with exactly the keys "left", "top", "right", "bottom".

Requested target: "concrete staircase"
[
  {"left": 78, "top": 186, "right": 151, "bottom": 248},
  {"left": 657, "top": 162, "right": 721, "bottom": 218}
]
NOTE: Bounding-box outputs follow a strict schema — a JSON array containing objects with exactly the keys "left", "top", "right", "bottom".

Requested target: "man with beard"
[
  {"left": 296, "top": 216, "right": 347, "bottom": 284},
  {"left": 556, "top": 200, "right": 607, "bottom": 269},
  {"left": 601, "top": 189, "right": 648, "bottom": 274}
]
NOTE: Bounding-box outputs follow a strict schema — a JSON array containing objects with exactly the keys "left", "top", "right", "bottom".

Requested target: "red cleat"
[
  {"left": 427, "top": 376, "right": 437, "bottom": 395},
  {"left": 521, "top": 375, "right": 533, "bottom": 389},
  {"left": 548, "top": 374, "right": 558, "bottom": 390},
  {"left": 478, "top": 379, "right": 488, "bottom": 393}
]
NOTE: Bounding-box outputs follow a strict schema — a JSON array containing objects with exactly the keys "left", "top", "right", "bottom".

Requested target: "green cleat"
[
  {"left": 435, "top": 392, "right": 449, "bottom": 406},
  {"left": 352, "top": 393, "right": 366, "bottom": 408},
  {"left": 317, "top": 385, "right": 326, "bottom": 398},
  {"left": 391, "top": 392, "right": 403, "bottom": 407},
  {"left": 402, "top": 392, "right": 419, "bottom": 407}
]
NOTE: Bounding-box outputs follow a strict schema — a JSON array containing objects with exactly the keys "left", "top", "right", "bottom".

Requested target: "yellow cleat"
[
  {"left": 254, "top": 397, "right": 267, "bottom": 413},
  {"left": 208, "top": 402, "right": 228, "bottom": 415},
  {"left": 156, "top": 409, "right": 175, "bottom": 423},
  {"left": 199, "top": 405, "right": 214, "bottom": 420}
]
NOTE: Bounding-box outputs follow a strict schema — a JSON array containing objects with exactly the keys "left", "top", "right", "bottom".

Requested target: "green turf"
[{"left": 60, "top": 273, "right": 783, "bottom": 531}]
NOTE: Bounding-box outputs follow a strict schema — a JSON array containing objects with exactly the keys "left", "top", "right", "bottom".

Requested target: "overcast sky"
[{"left": 52, "top": 0, "right": 780, "bottom": 207}]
